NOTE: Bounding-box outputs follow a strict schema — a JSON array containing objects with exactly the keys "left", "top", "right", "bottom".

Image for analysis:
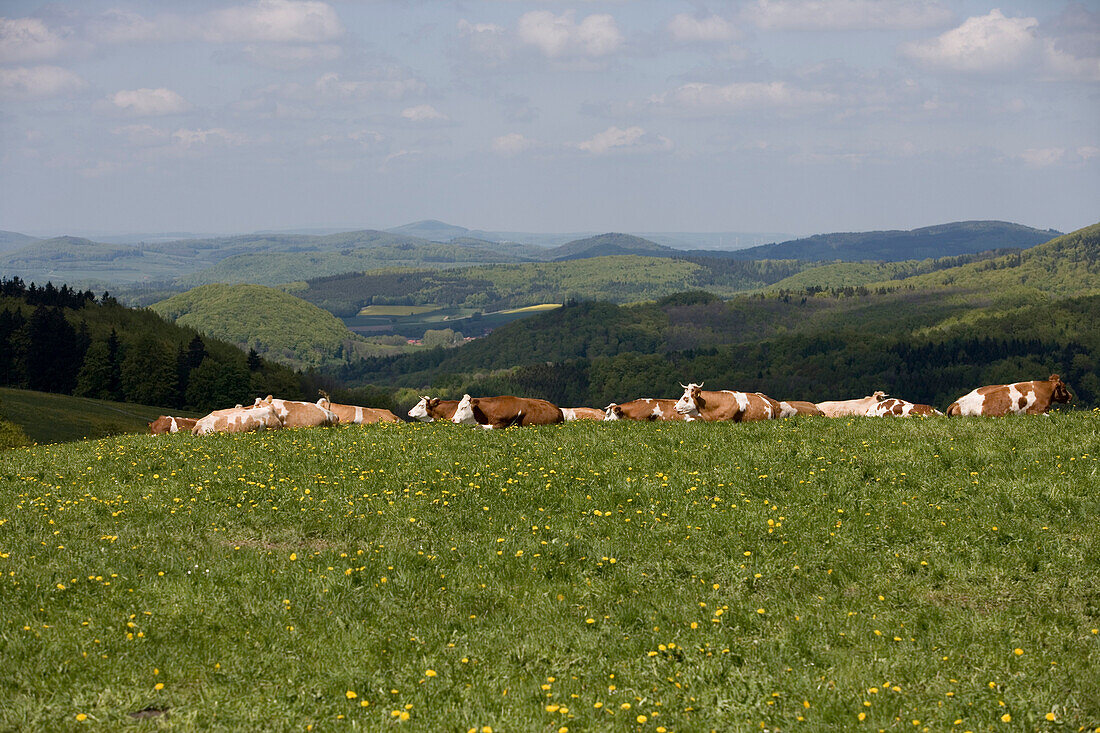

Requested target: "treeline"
[{"left": 0, "top": 278, "right": 303, "bottom": 411}]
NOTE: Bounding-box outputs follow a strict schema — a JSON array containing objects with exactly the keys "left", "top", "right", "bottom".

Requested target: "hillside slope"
[
  {"left": 732, "top": 221, "right": 1059, "bottom": 261},
  {"left": 152, "top": 284, "right": 357, "bottom": 368},
  {"left": 878, "top": 222, "right": 1100, "bottom": 297},
  {"left": 546, "top": 233, "right": 679, "bottom": 260}
]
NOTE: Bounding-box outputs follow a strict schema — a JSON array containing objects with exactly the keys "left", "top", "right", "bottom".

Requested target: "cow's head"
[
  {"left": 452, "top": 394, "right": 479, "bottom": 425},
  {"left": 316, "top": 397, "right": 331, "bottom": 409},
  {"left": 675, "top": 382, "right": 704, "bottom": 415},
  {"left": 871, "top": 390, "right": 888, "bottom": 402},
  {"left": 408, "top": 396, "right": 432, "bottom": 421},
  {"left": 1049, "top": 374, "right": 1073, "bottom": 404},
  {"left": 603, "top": 403, "right": 622, "bottom": 421}
]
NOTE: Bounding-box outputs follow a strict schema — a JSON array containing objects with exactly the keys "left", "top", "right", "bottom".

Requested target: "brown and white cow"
[
  {"left": 866, "top": 398, "right": 942, "bottom": 417},
  {"left": 408, "top": 396, "right": 460, "bottom": 422},
  {"left": 451, "top": 394, "right": 564, "bottom": 429},
  {"left": 192, "top": 404, "right": 282, "bottom": 435},
  {"left": 674, "top": 383, "right": 780, "bottom": 422},
  {"left": 561, "top": 407, "right": 607, "bottom": 421},
  {"left": 946, "top": 375, "right": 1072, "bottom": 417},
  {"left": 815, "top": 390, "right": 888, "bottom": 417},
  {"left": 777, "top": 401, "right": 824, "bottom": 418},
  {"left": 254, "top": 396, "right": 338, "bottom": 428},
  {"left": 603, "top": 399, "right": 695, "bottom": 422},
  {"left": 316, "top": 397, "right": 400, "bottom": 425},
  {"left": 149, "top": 416, "right": 199, "bottom": 434}
]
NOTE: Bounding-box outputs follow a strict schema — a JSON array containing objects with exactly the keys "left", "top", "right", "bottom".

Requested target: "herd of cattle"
[{"left": 149, "top": 375, "right": 1074, "bottom": 435}]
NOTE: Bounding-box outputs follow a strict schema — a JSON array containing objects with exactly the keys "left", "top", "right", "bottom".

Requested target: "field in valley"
[{"left": 1, "top": 414, "right": 1098, "bottom": 730}]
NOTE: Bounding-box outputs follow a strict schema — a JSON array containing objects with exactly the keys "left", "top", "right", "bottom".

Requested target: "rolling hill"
[
  {"left": 151, "top": 284, "right": 364, "bottom": 368},
  {"left": 0, "top": 230, "right": 39, "bottom": 254},
  {"left": 730, "top": 221, "right": 1059, "bottom": 261},
  {"left": 545, "top": 233, "right": 680, "bottom": 260}
]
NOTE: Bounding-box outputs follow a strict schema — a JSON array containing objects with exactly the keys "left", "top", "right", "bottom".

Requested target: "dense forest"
[{"left": 0, "top": 277, "right": 303, "bottom": 411}]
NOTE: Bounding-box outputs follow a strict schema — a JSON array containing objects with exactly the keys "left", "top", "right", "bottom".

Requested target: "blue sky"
[{"left": 1, "top": 0, "right": 1097, "bottom": 237}]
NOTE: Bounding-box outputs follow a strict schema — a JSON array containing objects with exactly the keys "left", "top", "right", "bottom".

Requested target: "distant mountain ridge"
[
  {"left": 0, "top": 230, "right": 40, "bottom": 254},
  {"left": 731, "top": 221, "right": 1060, "bottom": 261}
]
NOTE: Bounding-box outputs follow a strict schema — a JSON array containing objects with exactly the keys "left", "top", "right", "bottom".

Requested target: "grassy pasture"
[
  {"left": 1, "top": 415, "right": 1098, "bottom": 731},
  {"left": 0, "top": 387, "right": 203, "bottom": 445},
  {"left": 357, "top": 306, "right": 443, "bottom": 317}
]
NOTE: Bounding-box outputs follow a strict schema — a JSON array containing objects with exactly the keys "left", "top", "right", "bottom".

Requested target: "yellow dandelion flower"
[
  {"left": 1013, "top": 648, "right": 1023, "bottom": 656},
  {"left": 154, "top": 683, "right": 164, "bottom": 691},
  {"left": 346, "top": 690, "right": 357, "bottom": 699},
  {"left": 425, "top": 669, "right": 437, "bottom": 677},
  {"left": 1001, "top": 713, "right": 1011, "bottom": 723},
  {"left": 637, "top": 715, "right": 647, "bottom": 723},
  {"left": 76, "top": 714, "right": 88, "bottom": 722}
]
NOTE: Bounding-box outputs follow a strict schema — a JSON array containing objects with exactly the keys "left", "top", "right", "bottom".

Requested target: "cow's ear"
[
  {"left": 470, "top": 398, "right": 479, "bottom": 406},
  {"left": 428, "top": 398, "right": 438, "bottom": 407}
]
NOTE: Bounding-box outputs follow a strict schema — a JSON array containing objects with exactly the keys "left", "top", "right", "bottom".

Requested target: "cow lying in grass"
[
  {"left": 561, "top": 407, "right": 606, "bottom": 421},
  {"left": 192, "top": 404, "right": 281, "bottom": 435},
  {"left": 254, "top": 396, "right": 338, "bottom": 428},
  {"left": 317, "top": 396, "right": 400, "bottom": 424},
  {"left": 946, "top": 375, "right": 1072, "bottom": 416},
  {"left": 866, "top": 398, "right": 942, "bottom": 417},
  {"left": 149, "top": 416, "right": 198, "bottom": 434},
  {"left": 604, "top": 399, "right": 694, "bottom": 421},
  {"left": 408, "top": 397, "right": 460, "bottom": 422},
  {"left": 777, "top": 401, "right": 824, "bottom": 417},
  {"left": 674, "top": 383, "right": 780, "bottom": 422},
  {"left": 451, "top": 394, "right": 564, "bottom": 429},
  {"left": 815, "top": 390, "right": 888, "bottom": 417}
]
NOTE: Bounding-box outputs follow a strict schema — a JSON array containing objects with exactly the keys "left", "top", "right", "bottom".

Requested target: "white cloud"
[
  {"left": 900, "top": 10, "right": 1039, "bottom": 73},
  {"left": 492, "top": 133, "right": 532, "bottom": 155},
  {"left": 1042, "top": 39, "right": 1100, "bottom": 81},
  {"left": 517, "top": 11, "right": 622, "bottom": 58},
  {"left": 649, "top": 81, "right": 838, "bottom": 113},
  {"left": 0, "top": 65, "right": 85, "bottom": 99},
  {"left": 1077, "top": 146, "right": 1100, "bottom": 161},
  {"left": 574, "top": 125, "right": 671, "bottom": 154},
  {"left": 311, "top": 70, "right": 424, "bottom": 100},
  {"left": 1018, "top": 148, "right": 1064, "bottom": 167},
  {"left": 240, "top": 43, "right": 341, "bottom": 68},
  {"left": 401, "top": 104, "right": 447, "bottom": 122},
  {"left": 743, "top": 0, "right": 953, "bottom": 31},
  {"left": 667, "top": 14, "right": 737, "bottom": 43},
  {"left": 87, "top": 9, "right": 164, "bottom": 44},
  {"left": 109, "top": 88, "right": 191, "bottom": 116},
  {"left": 203, "top": 0, "right": 342, "bottom": 43},
  {"left": 0, "top": 16, "right": 69, "bottom": 62},
  {"left": 172, "top": 128, "right": 249, "bottom": 148}
]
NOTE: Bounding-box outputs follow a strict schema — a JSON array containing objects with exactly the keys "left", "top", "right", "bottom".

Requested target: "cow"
[
  {"left": 865, "top": 398, "right": 942, "bottom": 417},
  {"left": 946, "top": 375, "right": 1072, "bottom": 417},
  {"left": 316, "top": 396, "right": 400, "bottom": 425},
  {"left": 815, "top": 390, "right": 888, "bottom": 418},
  {"left": 408, "top": 396, "right": 460, "bottom": 422},
  {"left": 603, "top": 399, "right": 695, "bottom": 422},
  {"left": 674, "top": 383, "right": 781, "bottom": 422},
  {"left": 192, "top": 404, "right": 282, "bottom": 435},
  {"left": 777, "top": 401, "right": 824, "bottom": 418},
  {"left": 149, "top": 416, "right": 198, "bottom": 434},
  {"left": 561, "top": 407, "right": 607, "bottom": 421},
  {"left": 254, "top": 396, "right": 338, "bottom": 428},
  {"left": 451, "top": 394, "right": 564, "bottom": 429}
]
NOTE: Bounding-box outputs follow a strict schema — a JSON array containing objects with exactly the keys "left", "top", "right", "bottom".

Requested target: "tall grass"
[{"left": 1, "top": 414, "right": 1097, "bottom": 730}]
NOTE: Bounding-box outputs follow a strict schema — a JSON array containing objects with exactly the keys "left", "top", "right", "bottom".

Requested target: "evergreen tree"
[
  {"left": 120, "top": 336, "right": 178, "bottom": 407},
  {"left": 74, "top": 340, "right": 117, "bottom": 400},
  {"left": 247, "top": 348, "right": 262, "bottom": 371},
  {"left": 0, "top": 308, "right": 26, "bottom": 386},
  {"left": 185, "top": 357, "right": 252, "bottom": 410},
  {"left": 24, "top": 306, "right": 82, "bottom": 393}
]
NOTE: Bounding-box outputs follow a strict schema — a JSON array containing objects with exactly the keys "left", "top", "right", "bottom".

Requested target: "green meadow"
[{"left": 1, "top": 414, "right": 1098, "bottom": 731}]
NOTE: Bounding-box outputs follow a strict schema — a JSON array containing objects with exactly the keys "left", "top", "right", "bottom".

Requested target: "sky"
[{"left": 1, "top": 0, "right": 1097, "bottom": 238}]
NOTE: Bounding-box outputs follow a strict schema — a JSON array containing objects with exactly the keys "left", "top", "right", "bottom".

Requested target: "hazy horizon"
[{"left": 2, "top": 1, "right": 1097, "bottom": 236}]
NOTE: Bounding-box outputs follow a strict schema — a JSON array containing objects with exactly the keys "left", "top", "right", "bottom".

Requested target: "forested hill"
[
  {"left": 0, "top": 277, "right": 302, "bottom": 412},
  {"left": 0, "top": 230, "right": 39, "bottom": 254},
  {"left": 878, "top": 222, "right": 1100, "bottom": 297},
  {"left": 729, "top": 221, "right": 1060, "bottom": 261},
  {"left": 151, "top": 284, "right": 363, "bottom": 369},
  {"left": 545, "top": 233, "right": 679, "bottom": 260}
]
